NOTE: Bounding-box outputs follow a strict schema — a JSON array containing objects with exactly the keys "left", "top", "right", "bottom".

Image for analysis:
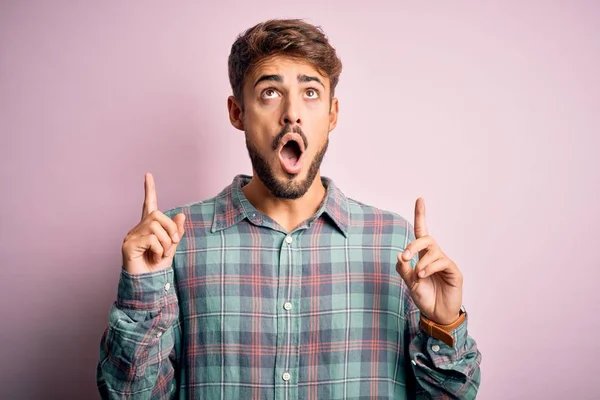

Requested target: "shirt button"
[
  {"left": 432, "top": 344, "right": 440, "bottom": 352},
  {"left": 285, "top": 235, "right": 293, "bottom": 244},
  {"left": 282, "top": 372, "right": 291, "bottom": 381},
  {"left": 156, "top": 331, "right": 163, "bottom": 338},
  {"left": 164, "top": 282, "right": 171, "bottom": 292},
  {"left": 283, "top": 302, "right": 292, "bottom": 311}
]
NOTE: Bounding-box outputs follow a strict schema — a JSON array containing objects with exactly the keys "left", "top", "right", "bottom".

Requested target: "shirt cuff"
[
  {"left": 422, "top": 315, "right": 469, "bottom": 364},
  {"left": 117, "top": 268, "right": 176, "bottom": 311}
]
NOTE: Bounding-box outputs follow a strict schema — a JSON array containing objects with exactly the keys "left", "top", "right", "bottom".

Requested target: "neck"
[{"left": 242, "top": 172, "right": 327, "bottom": 233}]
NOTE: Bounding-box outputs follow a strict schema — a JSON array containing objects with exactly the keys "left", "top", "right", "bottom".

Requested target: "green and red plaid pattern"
[{"left": 98, "top": 175, "right": 481, "bottom": 399}]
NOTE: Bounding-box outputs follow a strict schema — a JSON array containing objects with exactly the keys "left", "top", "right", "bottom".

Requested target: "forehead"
[{"left": 247, "top": 55, "right": 329, "bottom": 86}]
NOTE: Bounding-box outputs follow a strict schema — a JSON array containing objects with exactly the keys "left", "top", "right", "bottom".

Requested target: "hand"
[
  {"left": 121, "top": 173, "right": 186, "bottom": 275},
  {"left": 396, "top": 198, "right": 463, "bottom": 325}
]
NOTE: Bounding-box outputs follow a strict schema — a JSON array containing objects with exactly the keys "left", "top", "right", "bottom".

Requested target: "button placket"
[{"left": 274, "top": 231, "right": 300, "bottom": 397}]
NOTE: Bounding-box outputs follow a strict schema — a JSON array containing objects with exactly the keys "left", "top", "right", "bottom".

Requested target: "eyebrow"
[
  {"left": 253, "top": 74, "right": 283, "bottom": 87},
  {"left": 298, "top": 74, "right": 325, "bottom": 89},
  {"left": 253, "top": 74, "right": 325, "bottom": 89}
]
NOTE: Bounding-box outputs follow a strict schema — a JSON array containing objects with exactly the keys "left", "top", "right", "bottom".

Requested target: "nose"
[{"left": 280, "top": 97, "right": 302, "bottom": 127}]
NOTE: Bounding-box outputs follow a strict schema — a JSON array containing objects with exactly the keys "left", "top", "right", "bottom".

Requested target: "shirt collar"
[{"left": 211, "top": 174, "right": 349, "bottom": 237}]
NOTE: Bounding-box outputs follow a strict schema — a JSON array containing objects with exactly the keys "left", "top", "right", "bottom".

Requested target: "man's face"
[{"left": 228, "top": 55, "right": 339, "bottom": 199}]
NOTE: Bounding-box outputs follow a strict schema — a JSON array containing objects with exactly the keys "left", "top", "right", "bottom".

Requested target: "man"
[{"left": 97, "top": 19, "right": 481, "bottom": 399}]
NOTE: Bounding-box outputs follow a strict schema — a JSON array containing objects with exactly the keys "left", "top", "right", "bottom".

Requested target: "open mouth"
[{"left": 278, "top": 133, "right": 305, "bottom": 175}]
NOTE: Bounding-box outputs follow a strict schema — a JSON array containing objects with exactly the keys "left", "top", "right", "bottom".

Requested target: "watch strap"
[{"left": 419, "top": 309, "right": 466, "bottom": 347}]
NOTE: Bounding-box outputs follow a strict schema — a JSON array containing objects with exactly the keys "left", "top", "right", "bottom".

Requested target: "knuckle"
[
  {"left": 150, "top": 220, "right": 162, "bottom": 233},
  {"left": 144, "top": 234, "right": 154, "bottom": 246},
  {"left": 150, "top": 209, "right": 162, "bottom": 218}
]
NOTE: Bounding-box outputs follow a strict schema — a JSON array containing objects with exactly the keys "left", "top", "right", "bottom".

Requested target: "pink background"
[{"left": 1, "top": 1, "right": 599, "bottom": 399}]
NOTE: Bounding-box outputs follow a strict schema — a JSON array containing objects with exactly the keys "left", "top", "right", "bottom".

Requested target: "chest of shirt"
[{"left": 172, "top": 224, "right": 405, "bottom": 332}]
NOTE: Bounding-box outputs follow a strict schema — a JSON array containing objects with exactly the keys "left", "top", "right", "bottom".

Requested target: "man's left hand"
[{"left": 396, "top": 198, "right": 463, "bottom": 325}]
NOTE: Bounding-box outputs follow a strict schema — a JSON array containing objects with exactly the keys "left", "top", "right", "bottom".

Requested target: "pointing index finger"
[
  {"left": 142, "top": 172, "right": 158, "bottom": 220},
  {"left": 414, "top": 197, "right": 429, "bottom": 239}
]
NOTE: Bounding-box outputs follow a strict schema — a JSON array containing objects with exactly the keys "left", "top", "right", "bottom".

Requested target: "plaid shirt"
[{"left": 97, "top": 175, "right": 481, "bottom": 399}]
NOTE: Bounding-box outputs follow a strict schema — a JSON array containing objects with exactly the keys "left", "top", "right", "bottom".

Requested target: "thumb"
[
  {"left": 396, "top": 252, "right": 416, "bottom": 289},
  {"left": 173, "top": 213, "right": 186, "bottom": 240}
]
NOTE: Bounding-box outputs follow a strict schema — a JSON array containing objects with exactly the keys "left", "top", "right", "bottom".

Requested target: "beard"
[{"left": 245, "top": 126, "right": 329, "bottom": 200}]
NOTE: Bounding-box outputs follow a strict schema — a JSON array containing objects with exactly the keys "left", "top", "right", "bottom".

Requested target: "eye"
[
  {"left": 261, "top": 88, "right": 280, "bottom": 99},
  {"left": 305, "top": 88, "right": 320, "bottom": 99}
]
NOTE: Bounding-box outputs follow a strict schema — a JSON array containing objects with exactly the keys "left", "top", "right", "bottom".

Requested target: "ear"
[
  {"left": 227, "top": 96, "right": 245, "bottom": 131},
  {"left": 328, "top": 97, "right": 339, "bottom": 132}
]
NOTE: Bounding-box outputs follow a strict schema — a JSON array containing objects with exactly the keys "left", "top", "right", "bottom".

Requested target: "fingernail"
[
  {"left": 402, "top": 250, "right": 411, "bottom": 260},
  {"left": 418, "top": 270, "right": 426, "bottom": 278},
  {"left": 172, "top": 233, "right": 180, "bottom": 242}
]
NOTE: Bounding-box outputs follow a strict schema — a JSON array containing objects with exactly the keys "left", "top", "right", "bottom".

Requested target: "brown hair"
[{"left": 228, "top": 19, "right": 342, "bottom": 108}]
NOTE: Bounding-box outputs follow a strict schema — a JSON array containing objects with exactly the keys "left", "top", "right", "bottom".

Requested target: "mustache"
[{"left": 271, "top": 125, "right": 308, "bottom": 151}]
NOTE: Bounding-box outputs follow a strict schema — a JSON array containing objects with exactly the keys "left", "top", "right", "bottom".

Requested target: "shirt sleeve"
[
  {"left": 404, "top": 293, "right": 482, "bottom": 399},
  {"left": 97, "top": 267, "right": 181, "bottom": 399}
]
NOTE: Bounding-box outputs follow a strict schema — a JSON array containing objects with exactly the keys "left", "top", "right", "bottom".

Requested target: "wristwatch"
[{"left": 419, "top": 306, "right": 466, "bottom": 347}]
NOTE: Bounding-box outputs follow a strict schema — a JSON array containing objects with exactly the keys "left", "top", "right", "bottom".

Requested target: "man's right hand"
[{"left": 122, "top": 173, "right": 186, "bottom": 275}]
